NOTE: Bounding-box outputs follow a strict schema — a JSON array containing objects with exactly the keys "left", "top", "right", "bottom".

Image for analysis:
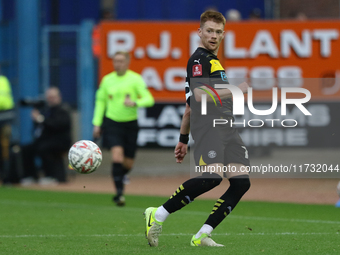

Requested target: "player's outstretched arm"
[
  {"left": 175, "top": 103, "right": 190, "bottom": 163},
  {"left": 194, "top": 82, "right": 249, "bottom": 102}
]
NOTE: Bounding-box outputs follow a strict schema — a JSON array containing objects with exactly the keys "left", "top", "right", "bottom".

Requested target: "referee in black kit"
[{"left": 93, "top": 51, "right": 154, "bottom": 206}]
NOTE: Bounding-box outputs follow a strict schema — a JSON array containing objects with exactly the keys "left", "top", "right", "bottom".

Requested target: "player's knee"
[
  {"left": 111, "top": 147, "right": 124, "bottom": 163},
  {"left": 201, "top": 172, "right": 223, "bottom": 189},
  {"left": 229, "top": 175, "right": 251, "bottom": 194},
  {"left": 112, "top": 155, "right": 124, "bottom": 163}
]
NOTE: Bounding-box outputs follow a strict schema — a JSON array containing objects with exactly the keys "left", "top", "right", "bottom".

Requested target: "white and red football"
[{"left": 68, "top": 140, "right": 102, "bottom": 174}]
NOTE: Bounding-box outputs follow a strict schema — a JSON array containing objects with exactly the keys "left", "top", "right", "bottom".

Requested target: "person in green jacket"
[
  {"left": 0, "top": 75, "right": 14, "bottom": 111},
  {"left": 92, "top": 51, "right": 154, "bottom": 206},
  {"left": 0, "top": 74, "right": 15, "bottom": 184}
]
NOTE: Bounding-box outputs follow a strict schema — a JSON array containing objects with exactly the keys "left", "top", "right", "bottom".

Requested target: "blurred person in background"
[
  {"left": 249, "top": 8, "right": 262, "bottom": 20},
  {"left": 287, "top": 11, "right": 308, "bottom": 21},
  {"left": 20, "top": 87, "right": 72, "bottom": 186},
  {"left": 295, "top": 12, "right": 308, "bottom": 21},
  {"left": 92, "top": 51, "right": 154, "bottom": 206},
  {"left": 0, "top": 72, "right": 15, "bottom": 185},
  {"left": 336, "top": 181, "right": 340, "bottom": 207},
  {"left": 226, "top": 9, "right": 242, "bottom": 21}
]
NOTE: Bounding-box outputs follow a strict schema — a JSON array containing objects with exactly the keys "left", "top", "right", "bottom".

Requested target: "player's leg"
[
  {"left": 192, "top": 166, "right": 250, "bottom": 246},
  {"left": 145, "top": 131, "right": 224, "bottom": 247},
  {"left": 111, "top": 145, "right": 126, "bottom": 205},
  {"left": 162, "top": 168, "right": 223, "bottom": 213},
  {"left": 144, "top": 169, "right": 223, "bottom": 247},
  {"left": 122, "top": 158, "right": 134, "bottom": 172},
  {"left": 122, "top": 157, "right": 134, "bottom": 184},
  {"left": 164, "top": 128, "right": 225, "bottom": 209},
  {"left": 146, "top": 165, "right": 223, "bottom": 247},
  {"left": 192, "top": 132, "right": 251, "bottom": 246},
  {"left": 104, "top": 118, "right": 126, "bottom": 205},
  {"left": 122, "top": 120, "right": 138, "bottom": 184},
  {"left": 149, "top": 132, "right": 224, "bottom": 221},
  {"left": 155, "top": 170, "right": 223, "bottom": 219},
  {"left": 111, "top": 119, "right": 138, "bottom": 205}
]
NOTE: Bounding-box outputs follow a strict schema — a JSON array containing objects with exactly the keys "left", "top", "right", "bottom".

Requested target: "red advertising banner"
[{"left": 99, "top": 21, "right": 340, "bottom": 102}]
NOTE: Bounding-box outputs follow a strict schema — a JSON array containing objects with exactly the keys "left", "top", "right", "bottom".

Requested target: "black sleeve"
[
  {"left": 186, "top": 56, "right": 210, "bottom": 82},
  {"left": 186, "top": 56, "right": 211, "bottom": 105}
]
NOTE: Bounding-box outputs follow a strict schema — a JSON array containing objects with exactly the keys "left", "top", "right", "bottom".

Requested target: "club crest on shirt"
[
  {"left": 208, "top": 150, "right": 217, "bottom": 158},
  {"left": 193, "top": 64, "right": 202, "bottom": 77}
]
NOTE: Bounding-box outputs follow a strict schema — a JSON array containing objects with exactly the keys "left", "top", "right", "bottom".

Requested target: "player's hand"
[
  {"left": 124, "top": 97, "right": 136, "bottom": 107},
  {"left": 238, "top": 82, "right": 249, "bottom": 94},
  {"left": 93, "top": 126, "right": 101, "bottom": 139},
  {"left": 174, "top": 142, "right": 188, "bottom": 163}
]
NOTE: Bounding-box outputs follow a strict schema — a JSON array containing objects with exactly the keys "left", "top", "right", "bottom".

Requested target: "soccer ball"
[{"left": 68, "top": 140, "right": 102, "bottom": 174}]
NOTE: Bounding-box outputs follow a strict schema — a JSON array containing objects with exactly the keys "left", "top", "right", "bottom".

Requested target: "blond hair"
[
  {"left": 113, "top": 51, "right": 130, "bottom": 60},
  {"left": 200, "top": 10, "right": 226, "bottom": 28}
]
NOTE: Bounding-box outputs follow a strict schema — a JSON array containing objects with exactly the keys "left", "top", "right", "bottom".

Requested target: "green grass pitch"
[{"left": 0, "top": 187, "right": 339, "bottom": 254}]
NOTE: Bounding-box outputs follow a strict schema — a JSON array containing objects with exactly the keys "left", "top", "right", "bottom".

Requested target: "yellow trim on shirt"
[{"left": 210, "top": 60, "right": 224, "bottom": 73}]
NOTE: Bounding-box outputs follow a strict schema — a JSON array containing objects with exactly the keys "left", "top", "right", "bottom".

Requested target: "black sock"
[
  {"left": 163, "top": 173, "right": 222, "bottom": 213},
  {"left": 205, "top": 175, "right": 250, "bottom": 229},
  {"left": 112, "top": 163, "right": 124, "bottom": 197}
]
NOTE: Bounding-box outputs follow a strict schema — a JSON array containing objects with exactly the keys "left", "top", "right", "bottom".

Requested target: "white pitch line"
[{"left": 0, "top": 232, "right": 338, "bottom": 238}]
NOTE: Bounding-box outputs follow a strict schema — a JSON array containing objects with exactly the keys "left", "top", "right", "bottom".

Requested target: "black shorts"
[
  {"left": 102, "top": 118, "right": 139, "bottom": 158},
  {"left": 192, "top": 124, "right": 250, "bottom": 167}
]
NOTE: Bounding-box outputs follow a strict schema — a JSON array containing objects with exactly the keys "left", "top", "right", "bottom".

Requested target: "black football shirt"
[{"left": 185, "top": 47, "right": 233, "bottom": 118}]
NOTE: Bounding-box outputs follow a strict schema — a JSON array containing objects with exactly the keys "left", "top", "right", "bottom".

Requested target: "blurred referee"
[{"left": 92, "top": 51, "right": 154, "bottom": 206}]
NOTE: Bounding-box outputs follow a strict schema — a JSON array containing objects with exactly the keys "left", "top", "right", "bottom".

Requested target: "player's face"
[
  {"left": 113, "top": 54, "right": 130, "bottom": 75},
  {"left": 198, "top": 20, "right": 225, "bottom": 55}
]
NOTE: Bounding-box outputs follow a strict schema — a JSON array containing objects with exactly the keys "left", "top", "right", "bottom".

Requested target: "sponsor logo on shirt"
[
  {"left": 193, "top": 64, "right": 202, "bottom": 77},
  {"left": 220, "top": 72, "right": 228, "bottom": 82}
]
